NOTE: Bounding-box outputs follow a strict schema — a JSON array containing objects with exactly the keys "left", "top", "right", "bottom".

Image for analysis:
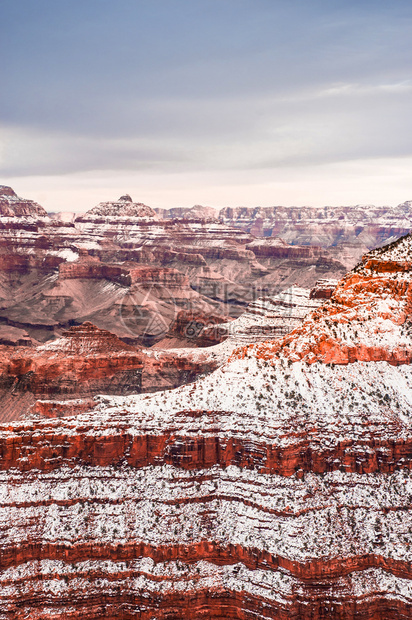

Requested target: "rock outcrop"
[
  {"left": 83, "top": 194, "right": 157, "bottom": 218},
  {"left": 246, "top": 234, "right": 412, "bottom": 366},
  {"left": 157, "top": 309, "right": 231, "bottom": 348},
  {"left": 0, "top": 323, "right": 144, "bottom": 421},
  {"left": 309, "top": 278, "right": 338, "bottom": 299},
  {"left": 201, "top": 285, "right": 326, "bottom": 350},
  {"left": 1, "top": 235, "right": 412, "bottom": 617},
  {"left": 0, "top": 185, "right": 48, "bottom": 218}
]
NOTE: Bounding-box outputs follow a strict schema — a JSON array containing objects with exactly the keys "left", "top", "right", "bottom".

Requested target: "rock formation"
[
  {"left": 219, "top": 202, "right": 412, "bottom": 251},
  {"left": 199, "top": 285, "right": 327, "bottom": 351},
  {"left": 0, "top": 322, "right": 144, "bottom": 422},
  {"left": 1, "top": 235, "right": 412, "bottom": 617},
  {"left": 156, "top": 309, "right": 231, "bottom": 348},
  {"left": 0, "top": 185, "right": 48, "bottom": 218},
  {"left": 156, "top": 204, "right": 218, "bottom": 220},
  {"left": 83, "top": 194, "right": 157, "bottom": 218},
  {"left": 0, "top": 284, "right": 325, "bottom": 423},
  {"left": 309, "top": 278, "right": 338, "bottom": 299},
  {"left": 0, "top": 321, "right": 221, "bottom": 422},
  {"left": 0, "top": 188, "right": 349, "bottom": 345}
]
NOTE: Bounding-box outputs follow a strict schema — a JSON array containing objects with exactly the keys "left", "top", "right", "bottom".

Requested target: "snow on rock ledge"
[{"left": 81, "top": 194, "right": 157, "bottom": 219}]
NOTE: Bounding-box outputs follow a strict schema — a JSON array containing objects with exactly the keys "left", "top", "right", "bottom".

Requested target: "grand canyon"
[
  {"left": 4, "top": 1, "right": 411, "bottom": 616},
  {"left": 0, "top": 185, "right": 412, "bottom": 618}
]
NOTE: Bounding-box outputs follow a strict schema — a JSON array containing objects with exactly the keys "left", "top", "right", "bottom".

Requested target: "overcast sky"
[{"left": 1, "top": 0, "right": 412, "bottom": 212}]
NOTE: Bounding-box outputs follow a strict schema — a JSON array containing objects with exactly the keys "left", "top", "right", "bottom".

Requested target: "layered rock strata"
[
  {"left": 0, "top": 322, "right": 220, "bottom": 422},
  {"left": 0, "top": 323, "right": 144, "bottom": 421},
  {"left": 150, "top": 286, "right": 328, "bottom": 375},
  {"left": 83, "top": 194, "right": 157, "bottom": 219},
  {"left": 0, "top": 187, "right": 351, "bottom": 345},
  {"left": 1, "top": 235, "right": 412, "bottom": 617},
  {"left": 220, "top": 202, "right": 412, "bottom": 251}
]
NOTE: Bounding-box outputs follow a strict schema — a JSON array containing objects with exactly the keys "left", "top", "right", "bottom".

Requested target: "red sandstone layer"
[{"left": 0, "top": 322, "right": 219, "bottom": 421}]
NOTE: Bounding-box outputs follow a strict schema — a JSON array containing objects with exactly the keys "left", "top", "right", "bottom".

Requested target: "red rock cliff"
[{"left": 0, "top": 321, "right": 220, "bottom": 422}]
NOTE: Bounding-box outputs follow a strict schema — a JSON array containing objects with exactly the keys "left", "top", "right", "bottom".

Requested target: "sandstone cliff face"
[
  {"left": 309, "top": 278, "right": 338, "bottom": 299},
  {"left": 1, "top": 236, "right": 412, "bottom": 617},
  {"left": 244, "top": 234, "right": 412, "bottom": 366},
  {"left": 58, "top": 257, "right": 189, "bottom": 288},
  {"left": 0, "top": 323, "right": 144, "bottom": 421}
]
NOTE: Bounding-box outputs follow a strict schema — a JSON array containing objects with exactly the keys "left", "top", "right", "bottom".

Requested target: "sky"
[{"left": 1, "top": 0, "right": 412, "bottom": 212}]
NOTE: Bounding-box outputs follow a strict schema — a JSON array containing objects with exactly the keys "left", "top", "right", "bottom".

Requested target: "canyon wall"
[
  {"left": 1, "top": 235, "right": 412, "bottom": 617},
  {"left": 219, "top": 202, "right": 412, "bottom": 250},
  {"left": 0, "top": 187, "right": 353, "bottom": 346}
]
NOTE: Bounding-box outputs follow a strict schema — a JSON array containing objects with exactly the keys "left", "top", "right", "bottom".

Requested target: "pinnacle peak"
[{"left": 118, "top": 194, "right": 133, "bottom": 202}]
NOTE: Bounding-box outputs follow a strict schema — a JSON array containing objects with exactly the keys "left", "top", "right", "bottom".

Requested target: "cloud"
[
  {"left": 2, "top": 73, "right": 411, "bottom": 179},
  {"left": 1, "top": 0, "right": 412, "bottom": 205}
]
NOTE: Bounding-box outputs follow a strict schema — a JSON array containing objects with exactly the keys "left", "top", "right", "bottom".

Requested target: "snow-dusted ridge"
[{"left": 80, "top": 194, "right": 157, "bottom": 219}]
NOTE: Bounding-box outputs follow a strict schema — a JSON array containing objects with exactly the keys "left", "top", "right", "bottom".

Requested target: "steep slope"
[{"left": 1, "top": 236, "right": 412, "bottom": 618}]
